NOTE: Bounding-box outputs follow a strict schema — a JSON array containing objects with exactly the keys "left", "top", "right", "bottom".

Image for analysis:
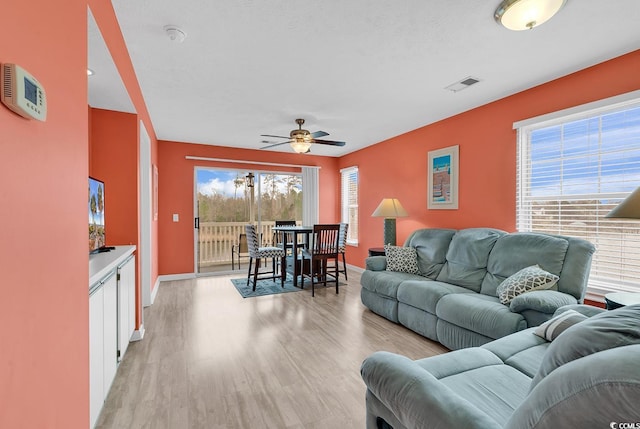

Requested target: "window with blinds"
[
  {"left": 516, "top": 101, "right": 640, "bottom": 296},
  {"left": 341, "top": 166, "right": 358, "bottom": 245}
]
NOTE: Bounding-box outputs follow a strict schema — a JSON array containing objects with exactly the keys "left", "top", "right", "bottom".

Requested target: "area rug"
[
  {"left": 230, "top": 274, "right": 344, "bottom": 298},
  {"left": 231, "top": 274, "right": 303, "bottom": 298}
]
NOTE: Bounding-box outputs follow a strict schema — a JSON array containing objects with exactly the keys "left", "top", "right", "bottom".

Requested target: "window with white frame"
[
  {"left": 516, "top": 93, "right": 640, "bottom": 296},
  {"left": 341, "top": 166, "right": 358, "bottom": 245}
]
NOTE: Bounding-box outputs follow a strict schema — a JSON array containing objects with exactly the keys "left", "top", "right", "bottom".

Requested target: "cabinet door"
[
  {"left": 89, "top": 287, "right": 104, "bottom": 429},
  {"left": 102, "top": 273, "right": 118, "bottom": 397},
  {"left": 117, "top": 255, "right": 136, "bottom": 359}
]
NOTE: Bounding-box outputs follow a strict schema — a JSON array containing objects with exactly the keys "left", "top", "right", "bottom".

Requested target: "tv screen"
[{"left": 89, "top": 177, "right": 105, "bottom": 253}]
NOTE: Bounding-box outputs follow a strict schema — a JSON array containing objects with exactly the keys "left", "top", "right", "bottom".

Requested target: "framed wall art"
[{"left": 427, "top": 145, "right": 459, "bottom": 209}]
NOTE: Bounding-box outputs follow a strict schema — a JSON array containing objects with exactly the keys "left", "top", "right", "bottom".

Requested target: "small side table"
[
  {"left": 604, "top": 292, "right": 640, "bottom": 310},
  {"left": 368, "top": 247, "right": 386, "bottom": 257}
]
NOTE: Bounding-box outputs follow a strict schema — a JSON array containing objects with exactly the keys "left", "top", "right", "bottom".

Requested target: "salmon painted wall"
[
  {"left": 158, "top": 141, "right": 340, "bottom": 275},
  {"left": 90, "top": 109, "right": 139, "bottom": 247},
  {"left": 339, "top": 50, "right": 640, "bottom": 269},
  {"left": 88, "top": 0, "right": 161, "bottom": 295},
  {"left": 0, "top": 1, "right": 89, "bottom": 428}
]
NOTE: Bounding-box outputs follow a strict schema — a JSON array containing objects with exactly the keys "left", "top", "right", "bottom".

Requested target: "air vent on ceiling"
[{"left": 445, "top": 76, "right": 481, "bottom": 93}]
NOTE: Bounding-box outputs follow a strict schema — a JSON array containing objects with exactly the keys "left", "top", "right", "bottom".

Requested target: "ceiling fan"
[{"left": 261, "top": 118, "right": 346, "bottom": 153}]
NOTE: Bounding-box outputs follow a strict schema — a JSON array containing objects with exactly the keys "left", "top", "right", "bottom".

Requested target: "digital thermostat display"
[{"left": 1, "top": 63, "right": 47, "bottom": 121}]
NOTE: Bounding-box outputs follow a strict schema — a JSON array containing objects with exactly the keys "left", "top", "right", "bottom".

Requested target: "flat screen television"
[{"left": 89, "top": 177, "right": 106, "bottom": 253}]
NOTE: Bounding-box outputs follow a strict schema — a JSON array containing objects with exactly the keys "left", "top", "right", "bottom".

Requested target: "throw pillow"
[
  {"left": 530, "top": 304, "right": 640, "bottom": 391},
  {"left": 534, "top": 309, "right": 588, "bottom": 341},
  {"left": 384, "top": 245, "right": 419, "bottom": 274},
  {"left": 496, "top": 265, "right": 559, "bottom": 305}
]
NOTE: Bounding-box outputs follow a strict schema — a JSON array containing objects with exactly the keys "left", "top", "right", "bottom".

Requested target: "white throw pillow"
[
  {"left": 497, "top": 264, "right": 559, "bottom": 305},
  {"left": 384, "top": 245, "right": 419, "bottom": 274},
  {"left": 534, "top": 309, "right": 588, "bottom": 341}
]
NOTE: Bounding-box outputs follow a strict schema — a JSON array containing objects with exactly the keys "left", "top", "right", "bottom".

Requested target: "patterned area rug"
[
  {"left": 231, "top": 274, "right": 303, "bottom": 298},
  {"left": 230, "top": 274, "right": 344, "bottom": 298}
]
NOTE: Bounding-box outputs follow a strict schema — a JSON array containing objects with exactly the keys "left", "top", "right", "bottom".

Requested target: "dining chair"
[
  {"left": 338, "top": 223, "right": 349, "bottom": 280},
  {"left": 230, "top": 233, "right": 249, "bottom": 270},
  {"left": 300, "top": 224, "right": 341, "bottom": 297},
  {"left": 245, "top": 224, "right": 286, "bottom": 291},
  {"left": 273, "top": 220, "right": 296, "bottom": 255}
]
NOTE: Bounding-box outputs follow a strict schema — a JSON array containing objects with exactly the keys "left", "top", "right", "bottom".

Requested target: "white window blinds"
[
  {"left": 516, "top": 102, "right": 640, "bottom": 295},
  {"left": 341, "top": 166, "right": 358, "bottom": 245}
]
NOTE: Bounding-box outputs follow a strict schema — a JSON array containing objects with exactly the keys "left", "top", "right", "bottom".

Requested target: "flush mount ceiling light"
[
  {"left": 164, "top": 25, "right": 187, "bottom": 43},
  {"left": 495, "top": 0, "right": 566, "bottom": 31},
  {"left": 87, "top": 68, "right": 94, "bottom": 76}
]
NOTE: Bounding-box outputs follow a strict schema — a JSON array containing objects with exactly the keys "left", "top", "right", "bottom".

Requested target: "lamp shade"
[
  {"left": 605, "top": 187, "right": 640, "bottom": 219},
  {"left": 372, "top": 198, "right": 408, "bottom": 218},
  {"left": 495, "top": 0, "right": 566, "bottom": 31}
]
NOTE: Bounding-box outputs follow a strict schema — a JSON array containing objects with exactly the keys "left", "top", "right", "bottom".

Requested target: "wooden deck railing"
[{"left": 198, "top": 221, "right": 300, "bottom": 267}]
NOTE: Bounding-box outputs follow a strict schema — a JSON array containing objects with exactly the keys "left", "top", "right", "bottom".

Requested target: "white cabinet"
[
  {"left": 102, "top": 273, "right": 118, "bottom": 397},
  {"left": 117, "top": 255, "right": 136, "bottom": 360},
  {"left": 89, "top": 286, "right": 104, "bottom": 429},
  {"left": 89, "top": 246, "right": 136, "bottom": 428}
]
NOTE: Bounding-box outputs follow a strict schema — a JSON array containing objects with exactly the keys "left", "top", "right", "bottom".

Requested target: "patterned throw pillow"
[
  {"left": 497, "top": 265, "right": 559, "bottom": 305},
  {"left": 534, "top": 309, "right": 588, "bottom": 341},
  {"left": 384, "top": 245, "right": 419, "bottom": 274}
]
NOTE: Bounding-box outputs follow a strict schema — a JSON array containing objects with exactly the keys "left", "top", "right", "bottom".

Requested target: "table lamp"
[
  {"left": 372, "top": 198, "right": 408, "bottom": 246},
  {"left": 605, "top": 187, "right": 640, "bottom": 219}
]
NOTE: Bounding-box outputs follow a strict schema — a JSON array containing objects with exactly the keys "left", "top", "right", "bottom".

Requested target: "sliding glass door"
[{"left": 194, "top": 167, "right": 302, "bottom": 275}]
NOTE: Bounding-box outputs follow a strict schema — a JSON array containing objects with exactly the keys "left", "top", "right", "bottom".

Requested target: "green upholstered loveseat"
[
  {"left": 361, "top": 304, "right": 640, "bottom": 429},
  {"left": 360, "top": 228, "right": 596, "bottom": 350}
]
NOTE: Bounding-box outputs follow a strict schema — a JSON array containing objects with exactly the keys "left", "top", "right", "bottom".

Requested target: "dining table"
[{"left": 271, "top": 225, "right": 313, "bottom": 288}]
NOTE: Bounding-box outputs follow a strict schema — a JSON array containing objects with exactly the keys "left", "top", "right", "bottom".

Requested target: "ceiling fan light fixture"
[
  {"left": 495, "top": 0, "right": 566, "bottom": 31},
  {"left": 290, "top": 139, "right": 312, "bottom": 154}
]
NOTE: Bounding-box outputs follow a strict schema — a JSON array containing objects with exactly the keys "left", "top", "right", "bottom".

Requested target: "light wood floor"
[{"left": 96, "top": 269, "right": 448, "bottom": 429}]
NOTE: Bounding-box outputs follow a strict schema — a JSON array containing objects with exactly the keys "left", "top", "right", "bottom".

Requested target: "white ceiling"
[{"left": 88, "top": 0, "right": 640, "bottom": 157}]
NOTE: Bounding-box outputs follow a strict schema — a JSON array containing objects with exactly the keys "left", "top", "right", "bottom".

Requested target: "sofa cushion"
[
  {"left": 360, "top": 269, "right": 426, "bottom": 299},
  {"left": 496, "top": 265, "right": 559, "bottom": 305},
  {"left": 506, "top": 344, "right": 640, "bottom": 429},
  {"left": 384, "top": 245, "right": 419, "bottom": 274},
  {"left": 481, "top": 233, "right": 568, "bottom": 297},
  {"left": 437, "top": 293, "right": 527, "bottom": 340},
  {"left": 397, "top": 280, "right": 474, "bottom": 314},
  {"left": 405, "top": 228, "right": 456, "bottom": 279},
  {"left": 436, "top": 228, "right": 505, "bottom": 292},
  {"left": 530, "top": 304, "right": 640, "bottom": 390},
  {"left": 533, "top": 309, "right": 587, "bottom": 341}
]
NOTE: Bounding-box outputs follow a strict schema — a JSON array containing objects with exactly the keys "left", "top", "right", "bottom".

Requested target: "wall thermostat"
[{"left": 1, "top": 63, "right": 47, "bottom": 121}]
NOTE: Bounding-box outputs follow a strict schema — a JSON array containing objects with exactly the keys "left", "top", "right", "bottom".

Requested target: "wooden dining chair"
[
  {"left": 300, "top": 224, "right": 341, "bottom": 297},
  {"left": 273, "top": 220, "right": 297, "bottom": 255},
  {"left": 245, "top": 224, "right": 286, "bottom": 291}
]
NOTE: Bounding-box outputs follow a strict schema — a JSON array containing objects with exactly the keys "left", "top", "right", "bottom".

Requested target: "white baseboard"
[
  {"left": 130, "top": 324, "right": 145, "bottom": 342},
  {"left": 149, "top": 278, "right": 160, "bottom": 306},
  {"left": 158, "top": 273, "right": 196, "bottom": 282},
  {"left": 346, "top": 263, "right": 364, "bottom": 274}
]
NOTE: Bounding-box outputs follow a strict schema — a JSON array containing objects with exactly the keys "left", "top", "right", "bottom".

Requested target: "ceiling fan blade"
[
  {"left": 260, "top": 134, "right": 291, "bottom": 139},
  {"left": 312, "top": 139, "right": 346, "bottom": 147},
  {"left": 310, "top": 130, "right": 329, "bottom": 139},
  {"left": 261, "top": 141, "right": 292, "bottom": 150}
]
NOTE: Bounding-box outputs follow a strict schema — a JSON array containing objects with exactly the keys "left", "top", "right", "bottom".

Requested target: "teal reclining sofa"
[
  {"left": 360, "top": 228, "right": 596, "bottom": 350},
  {"left": 361, "top": 304, "right": 640, "bottom": 429}
]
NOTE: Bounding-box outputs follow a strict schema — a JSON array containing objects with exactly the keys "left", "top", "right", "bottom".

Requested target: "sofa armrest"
[
  {"left": 554, "top": 304, "right": 606, "bottom": 318},
  {"left": 365, "top": 256, "right": 387, "bottom": 271},
  {"left": 361, "top": 351, "right": 502, "bottom": 429},
  {"left": 509, "top": 290, "right": 577, "bottom": 315}
]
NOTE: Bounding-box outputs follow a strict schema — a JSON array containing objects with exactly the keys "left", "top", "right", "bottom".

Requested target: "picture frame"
[{"left": 427, "top": 145, "right": 459, "bottom": 210}]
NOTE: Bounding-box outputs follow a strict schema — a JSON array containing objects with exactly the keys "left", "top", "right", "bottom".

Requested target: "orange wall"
[
  {"left": 157, "top": 141, "right": 340, "bottom": 275},
  {"left": 339, "top": 49, "right": 640, "bottom": 268},
  {"left": 0, "top": 1, "right": 89, "bottom": 428},
  {"left": 90, "top": 109, "right": 139, "bottom": 246}
]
